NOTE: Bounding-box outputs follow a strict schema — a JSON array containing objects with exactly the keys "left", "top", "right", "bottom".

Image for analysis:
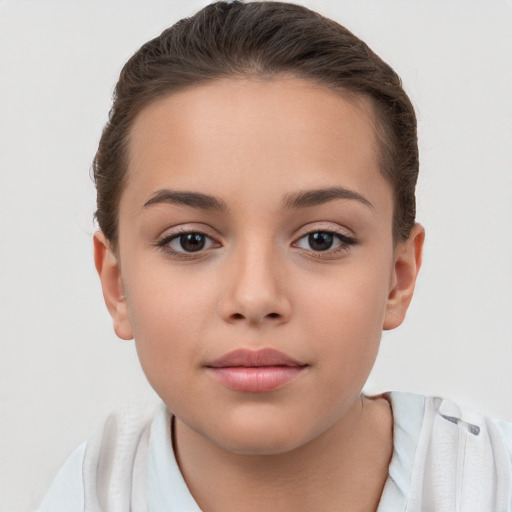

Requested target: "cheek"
[
  {"left": 305, "top": 295, "right": 382, "bottom": 381},
  {"left": 298, "top": 259, "right": 392, "bottom": 374},
  {"left": 301, "top": 261, "right": 391, "bottom": 337},
  {"left": 123, "top": 267, "right": 216, "bottom": 381}
]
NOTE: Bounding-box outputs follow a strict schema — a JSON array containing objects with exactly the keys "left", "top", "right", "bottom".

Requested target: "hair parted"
[{"left": 93, "top": 1, "right": 418, "bottom": 247}]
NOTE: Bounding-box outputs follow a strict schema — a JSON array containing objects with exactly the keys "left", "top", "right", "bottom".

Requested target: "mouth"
[{"left": 205, "top": 348, "right": 308, "bottom": 393}]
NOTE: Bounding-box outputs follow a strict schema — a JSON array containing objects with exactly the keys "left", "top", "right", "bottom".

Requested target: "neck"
[{"left": 173, "top": 395, "right": 393, "bottom": 512}]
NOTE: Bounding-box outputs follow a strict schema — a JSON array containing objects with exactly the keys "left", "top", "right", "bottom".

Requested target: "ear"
[
  {"left": 383, "top": 223, "right": 425, "bottom": 330},
  {"left": 93, "top": 231, "right": 133, "bottom": 340}
]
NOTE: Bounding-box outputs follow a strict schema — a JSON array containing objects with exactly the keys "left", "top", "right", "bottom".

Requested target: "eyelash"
[
  {"left": 156, "top": 228, "right": 218, "bottom": 260},
  {"left": 294, "top": 230, "right": 356, "bottom": 258},
  {"left": 156, "top": 228, "right": 356, "bottom": 259}
]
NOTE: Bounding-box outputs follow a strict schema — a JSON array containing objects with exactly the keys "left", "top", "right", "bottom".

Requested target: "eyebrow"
[
  {"left": 143, "top": 185, "right": 373, "bottom": 213},
  {"left": 283, "top": 186, "right": 373, "bottom": 210},
  {"left": 143, "top": 189, "right": 228, "bottom": 212}
]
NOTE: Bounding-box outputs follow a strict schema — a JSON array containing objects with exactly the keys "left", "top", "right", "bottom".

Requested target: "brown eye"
[
  {"left": 295, "top": 230, "right": 356, "bottom": 253},
  {"left": 308, "top": 232, "right": 334, "bottom": 251},
  {"left": 178, "top": 233, "right": 206, "bottom": 252},
  {"left": 158, "top": 231, "right": 216, "bottom": 255}
]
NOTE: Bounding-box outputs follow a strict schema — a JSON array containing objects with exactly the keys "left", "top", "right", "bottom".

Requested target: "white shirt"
[{"left": 39, "top": 392, "right": 512, "bottom": 512}]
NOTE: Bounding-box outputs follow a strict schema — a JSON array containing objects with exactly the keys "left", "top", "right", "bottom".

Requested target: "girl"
[{"left": 39, "top": 2, "right": 511, "bottom": 511}]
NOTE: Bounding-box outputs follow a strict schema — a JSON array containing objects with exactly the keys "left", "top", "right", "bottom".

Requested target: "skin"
[{"left": 94, "top": 77, "right": 424, "bottom": 512}]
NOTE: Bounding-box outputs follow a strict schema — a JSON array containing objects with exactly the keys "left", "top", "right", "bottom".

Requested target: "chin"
[
  {"left": 215, "top": 430, "right": 308, "bottom": 456},
  {"left": 200, "top": 409, "right": 319, "bottom": 456}
]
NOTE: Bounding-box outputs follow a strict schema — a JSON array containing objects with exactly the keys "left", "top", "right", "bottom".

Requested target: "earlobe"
[
  {"left": 93, "top": 231, "right": 133, "bottom": 340},
  {"left": 383, "top": 223, "right": 425, "bottom": 330}
]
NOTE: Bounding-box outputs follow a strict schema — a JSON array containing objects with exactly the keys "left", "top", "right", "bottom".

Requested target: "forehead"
[{"left": 123, "top": 77, "right": 391, "bottom": 215}]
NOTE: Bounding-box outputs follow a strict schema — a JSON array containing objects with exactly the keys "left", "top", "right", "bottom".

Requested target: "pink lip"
[{"left": 206, "top": 348, "right": 308, "bottom": 393}]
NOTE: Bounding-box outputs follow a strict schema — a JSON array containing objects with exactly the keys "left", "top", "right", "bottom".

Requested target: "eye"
[
  {"left": 157, "top": 230, "right": 217, "bottom": 255},
  {"left": 295, "top": 230, "right": 355, "bottom": 253}
]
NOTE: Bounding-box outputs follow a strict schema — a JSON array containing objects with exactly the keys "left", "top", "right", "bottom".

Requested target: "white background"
[{"left": 1, "top": 1, "right": 511, "bottom": 510}]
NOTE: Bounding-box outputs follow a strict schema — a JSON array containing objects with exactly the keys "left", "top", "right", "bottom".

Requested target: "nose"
[{"left": 218, "top": 242, "right": 292, "bottom": 326}]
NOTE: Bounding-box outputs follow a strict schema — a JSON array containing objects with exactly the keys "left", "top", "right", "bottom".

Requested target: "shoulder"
[
  {"left": 420, "top": 395, "right": 512, "bottom": 473},
  {"left": 387, "top": 391, "right": 512, "bottom": 455},
  {"left": 38, "top": 404, "right": 158, "bottom": 512},
  {"left": 38, "top": 442, "right": 87, "bottom": 512},
  {"left": 388, "top": 392, "right": 512, "bottom": 512},
  {"left": 495, "top": 417, "right": 512, "bottom": 456}
]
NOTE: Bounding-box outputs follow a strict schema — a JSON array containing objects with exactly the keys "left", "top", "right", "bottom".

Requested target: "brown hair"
[{"left": 93, "top": 1, "right": 418, "bottom": 246}]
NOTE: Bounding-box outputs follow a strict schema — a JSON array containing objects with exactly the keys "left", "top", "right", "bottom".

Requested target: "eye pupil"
[
  {"left": 308, "top": 232, "right": 334, "bottom": 251},
  {"left": 180, "top": 233, "right": 205, "bottom": 252}
]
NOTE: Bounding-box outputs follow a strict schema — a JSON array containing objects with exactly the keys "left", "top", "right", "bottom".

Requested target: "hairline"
[{"left": 107, "top": 72, "right": 400, "bottom": 253}]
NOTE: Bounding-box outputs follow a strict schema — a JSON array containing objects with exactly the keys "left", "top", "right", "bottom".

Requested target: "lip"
[{"left": 205, "top": 348, "right": 308, "bottom": 393}]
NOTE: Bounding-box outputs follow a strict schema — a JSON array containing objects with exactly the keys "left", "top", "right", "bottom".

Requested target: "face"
[{"left": 96, "top": 77, "right": 422, "bottom": 455}]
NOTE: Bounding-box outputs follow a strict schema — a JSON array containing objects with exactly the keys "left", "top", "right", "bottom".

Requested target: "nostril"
[
  {"left": 267, "top": 312, "right": 280, "bottom": 319},
  {"left": 232, "top": 313, "right": 244, "bottom": 320}
]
